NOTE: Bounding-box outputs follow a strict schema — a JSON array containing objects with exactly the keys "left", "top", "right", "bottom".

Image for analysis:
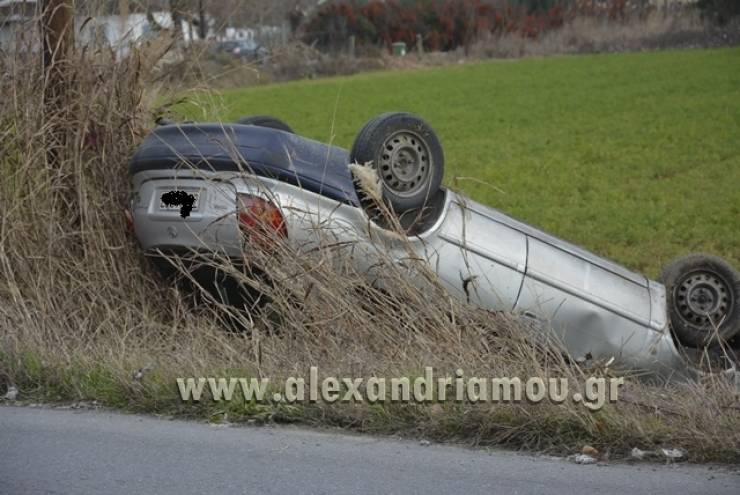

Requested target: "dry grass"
[
  {"left": 158, "top": 41, "right": 394, "bottom": 89},
  {"left": 0, "top": 32, "right": 739, "bottom": 463},
  {"left": 469, "top": 11, "right": 740, "bottom": 59}
]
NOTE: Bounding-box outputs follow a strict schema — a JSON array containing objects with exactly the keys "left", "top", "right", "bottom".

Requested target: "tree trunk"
[
  {"left": 41, "top": 0, "right": 74, "bottom": 100},
  {"left": 198, "top": 0, "right": 207, "bottom": 40},
  {"left": 40, "top": 0, "right": 74, "bottom": 166}
]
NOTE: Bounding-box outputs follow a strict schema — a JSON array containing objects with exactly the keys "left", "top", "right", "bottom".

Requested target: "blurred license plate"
[{"left": 159, "top": 190, "right": 201, "bottom": 211}]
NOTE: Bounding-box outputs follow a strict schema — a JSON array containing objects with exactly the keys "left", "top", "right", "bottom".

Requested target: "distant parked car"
[
  {"left": 213, "top": 39, "right": 269, "bottom": 61},
  {"left": 128, "top": 113, "right": 740, "bottom": 379}
]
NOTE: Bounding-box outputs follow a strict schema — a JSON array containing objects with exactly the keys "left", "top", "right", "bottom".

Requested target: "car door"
[
  {"left": 514, "top": 235, "right": 655, "bottom": 361},
  {"left": 423, "top": 195, "right": 527, "bottom": 311}
]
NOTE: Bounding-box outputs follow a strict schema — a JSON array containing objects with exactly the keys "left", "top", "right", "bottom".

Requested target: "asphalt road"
[{"left": 0, "top": 406, "right": 737, "bottom": 495}]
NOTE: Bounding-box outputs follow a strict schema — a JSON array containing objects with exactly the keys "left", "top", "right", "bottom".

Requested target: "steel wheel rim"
[
  {"left": 675, "top": 270, "right": 732, "bottom": 328},
  {"left": 376, "top": 131, "right": 431, "bottom": 198}
]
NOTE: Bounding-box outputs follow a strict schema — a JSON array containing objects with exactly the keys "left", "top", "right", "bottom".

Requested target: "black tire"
[
  {"left": 236, "top": 115, "right": 294, "bottom": 133},
  {"left": 659, "top": 253, "right": 740, "bottom": 348},
  {"left": 350, "top": 112, "right": 444, "bottom": 213}
]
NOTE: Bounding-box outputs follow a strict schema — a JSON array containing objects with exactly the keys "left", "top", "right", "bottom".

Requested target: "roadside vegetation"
[
  {"left": 1, "top": 17, "right": 739, "bottom": 464},
  {"left": 153, "top": 0, "right": 740, "bottom": 89}
]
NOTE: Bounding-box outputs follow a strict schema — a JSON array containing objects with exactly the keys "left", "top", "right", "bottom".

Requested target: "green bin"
[{"left": 392, "top": 42, "right": 406, "bottom": 56}]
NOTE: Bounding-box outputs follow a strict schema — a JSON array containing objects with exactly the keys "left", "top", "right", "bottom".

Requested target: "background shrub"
[{"left": 697, "top": 0, "right": 740, "bottom": 25}]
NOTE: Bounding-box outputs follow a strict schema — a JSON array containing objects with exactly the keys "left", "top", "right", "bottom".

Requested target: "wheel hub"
[
  {"left": 377, "top": 131, "right": 431, "bottom": 197},
  {"left": 676, "top": 271, "right": 731, "bottom": 328}
]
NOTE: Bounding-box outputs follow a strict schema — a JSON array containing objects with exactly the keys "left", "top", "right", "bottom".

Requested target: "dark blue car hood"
[{"left": 129, "top": 123, "right": 360, "bottom": 206}]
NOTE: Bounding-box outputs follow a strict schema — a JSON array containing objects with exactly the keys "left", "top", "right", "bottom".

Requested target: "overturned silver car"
[{"left": 128, "top": 113, "right": 740, "bottom": 379}]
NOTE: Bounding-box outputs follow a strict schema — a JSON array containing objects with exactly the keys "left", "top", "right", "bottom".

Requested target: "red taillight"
[{"left": 237, "top": 193, "right": 287, "bottom": 247}]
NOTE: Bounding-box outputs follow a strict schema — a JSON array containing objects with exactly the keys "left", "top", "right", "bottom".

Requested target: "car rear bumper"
[{"left": 131, "top": 170, "right": 242, "bottom": 258}]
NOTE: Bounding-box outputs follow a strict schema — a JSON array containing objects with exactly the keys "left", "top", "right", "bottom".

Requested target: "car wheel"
[
  {"left": 350, "top": 112, "right": 444, "bottom": 213},
  {"left": 659, "top": 254, "right": 740, "bottom": 348},
  {"left": 236, "top": 115, "right": 294, "bottom": 133}
]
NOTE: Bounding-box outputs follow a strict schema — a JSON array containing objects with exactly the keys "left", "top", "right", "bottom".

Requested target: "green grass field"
[{"left": 183, "top": 48, "right": 740, "bottom": 276}]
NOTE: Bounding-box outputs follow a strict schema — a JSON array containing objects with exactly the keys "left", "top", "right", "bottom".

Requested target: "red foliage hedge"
[
  {"left": 303, "top": 0, "right": 566, "bottom": 52},
  {"left": 303, "top": 0, "right": 650, "bottom": 52}
]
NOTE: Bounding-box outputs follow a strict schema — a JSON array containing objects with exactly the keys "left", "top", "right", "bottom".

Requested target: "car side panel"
[
  {"left": 523, "top": 237, "right": 652, "bottom": 326},
  {"left": 428, "top": 199, "right": 527, "bottom": 311},
  {"left": 515, "top": 274, "right": 688, "bottom": 374}
]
